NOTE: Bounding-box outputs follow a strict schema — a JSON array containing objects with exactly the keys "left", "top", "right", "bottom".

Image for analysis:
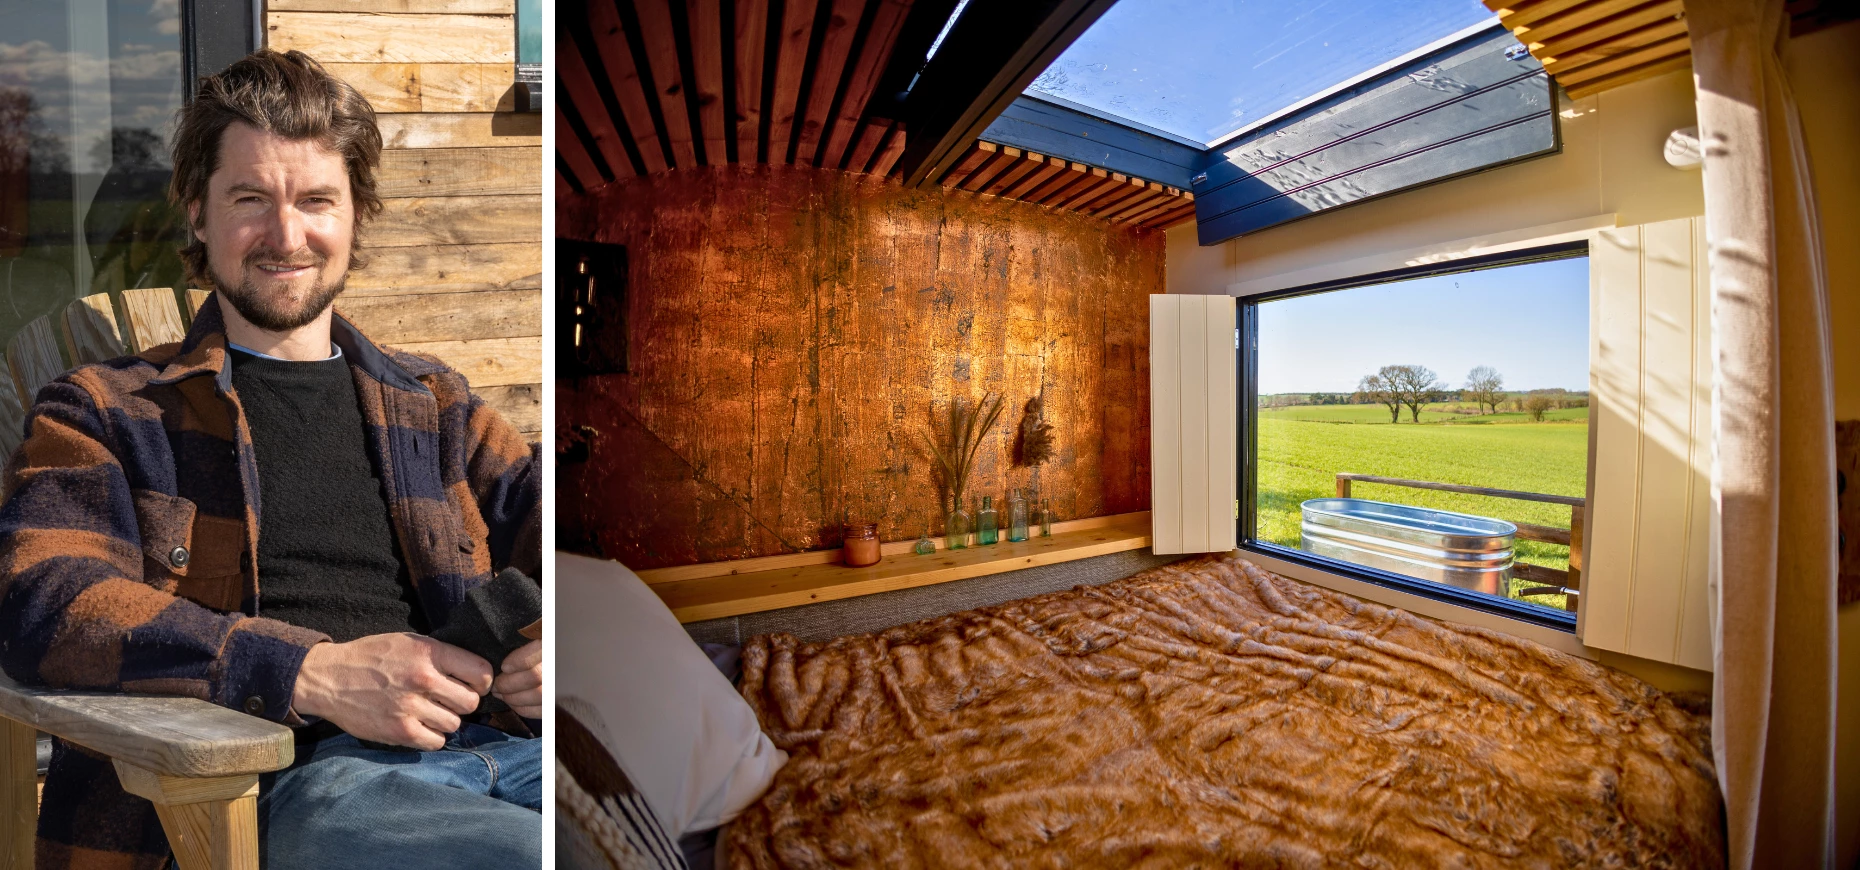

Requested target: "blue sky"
[
  {"left": 1027, "top": 0, "right": 1496, "bottom": 145},
  {"left": 1256, "top": 257, "right": 1590, "bottom": 394}
]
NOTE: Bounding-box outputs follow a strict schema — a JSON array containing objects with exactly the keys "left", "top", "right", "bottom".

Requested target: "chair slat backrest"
[
  {"left": 7, "top": 316, "right": 65, "bottom": 409},
  {"left": 185, "top": 288, "right": 210, "bottom": 319},
  {"left": 62, "top": 292, "right": 126, "bottom": 365},
  {"left": 120, "top": 288, "right": 187, "bottom": 353}
]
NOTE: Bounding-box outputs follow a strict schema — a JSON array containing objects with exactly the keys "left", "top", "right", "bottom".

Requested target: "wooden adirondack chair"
[{"left": 0, "top": 287, "right": 288, "bottom": 870}]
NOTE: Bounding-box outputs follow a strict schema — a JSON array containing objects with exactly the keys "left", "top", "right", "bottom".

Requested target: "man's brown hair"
[{"left": 169, "top": 49, "right": 384, "bottom": 284}]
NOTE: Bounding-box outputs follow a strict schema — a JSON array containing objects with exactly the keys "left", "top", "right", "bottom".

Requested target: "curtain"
[{"left": 1689, "top": 0, "right": 1840, "bottom": 866}]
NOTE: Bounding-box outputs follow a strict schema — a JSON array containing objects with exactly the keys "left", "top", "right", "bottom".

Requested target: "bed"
[{"left": 722, "top": 553, "right": 1723, "bottom": 868}]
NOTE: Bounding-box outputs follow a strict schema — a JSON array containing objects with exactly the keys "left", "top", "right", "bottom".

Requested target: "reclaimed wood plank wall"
[
  {"left": 558, "top": 164, "right": 1159, "bottom": 569},
  {"left": 266, "top": 0, "right": 542, "bottom": 435}
]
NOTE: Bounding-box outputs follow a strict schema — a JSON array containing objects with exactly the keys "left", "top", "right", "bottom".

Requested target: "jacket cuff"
[{"left": 217, "top": 618, "right": 330, "bottom": 726}]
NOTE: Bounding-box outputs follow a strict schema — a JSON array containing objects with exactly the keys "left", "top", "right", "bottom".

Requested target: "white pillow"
[{"left": 556, "top": 552, "right": 787, "bottom": 837}]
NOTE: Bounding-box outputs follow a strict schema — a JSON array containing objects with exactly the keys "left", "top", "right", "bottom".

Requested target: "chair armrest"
[{"left": 0, "top": 672, "right": 293, "bottom": 778}]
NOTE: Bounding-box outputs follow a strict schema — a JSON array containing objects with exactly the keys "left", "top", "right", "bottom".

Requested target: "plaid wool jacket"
[{"left": 0, "top": 294, "right": 541, "bottom": 869}]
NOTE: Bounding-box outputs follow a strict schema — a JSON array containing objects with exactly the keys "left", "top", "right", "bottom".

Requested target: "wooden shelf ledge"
[{"left": 639, "top": 512, "right": 1153, "bottom": 623}]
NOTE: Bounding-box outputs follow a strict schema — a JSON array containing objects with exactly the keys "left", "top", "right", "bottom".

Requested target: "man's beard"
[{"left": 209, "top": 246, "right": 348, "bottom": 332}]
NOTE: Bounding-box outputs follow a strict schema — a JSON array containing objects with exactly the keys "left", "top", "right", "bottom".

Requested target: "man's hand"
[
  {"left": 491, "top": 639, "right": 542, "bottom": 719},
  {"left": 291, "top": 633, "right": 494, "bottom": 751}
]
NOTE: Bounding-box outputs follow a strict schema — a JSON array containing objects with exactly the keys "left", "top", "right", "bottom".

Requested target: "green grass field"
[{"left": 1256, "top": 404, "right": 1588, "bottom": 611}]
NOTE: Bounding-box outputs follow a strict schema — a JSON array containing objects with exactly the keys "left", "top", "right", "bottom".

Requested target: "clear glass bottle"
[
  {"left": 1040, "top": 498, "right": 1054, "bottom": 536},
  {"left": 946, "top": 504, "right": 971, "bottom": 550},
  {"left": 914, "top": 527, "right": 937, "bottom": 555},
  {"left": 977, "top": 496, "right": 999, "bottom": 545},
  {"left": 1008, "top": 488, "right": 1029, "bottom": 542}
]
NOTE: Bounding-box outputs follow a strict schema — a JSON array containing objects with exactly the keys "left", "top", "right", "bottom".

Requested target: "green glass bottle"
[
  {"left": 1040, "top": 498, "right": 1054, "bottom": 536},
  {"left": 977, "top": 496, "right": 999, "bottom": 545},
  {"left": 946, "top": 504, "right": 970, "bottom": 550},
  {"left": 1008, "top": 488, "right": 1029, "bottom": 542}
]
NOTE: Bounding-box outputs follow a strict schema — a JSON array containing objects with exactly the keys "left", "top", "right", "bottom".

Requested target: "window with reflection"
[
  {"left": 1242, "top": 247, "right": 1590, "bottom": 625},
  {"left": 0, "top": 0, "right": 192, "bottom": 448}
]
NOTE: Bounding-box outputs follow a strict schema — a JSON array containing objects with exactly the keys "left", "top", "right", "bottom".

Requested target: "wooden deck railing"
[{"left": 1334, "top": 473, "right": 1584, "bottom": 612}]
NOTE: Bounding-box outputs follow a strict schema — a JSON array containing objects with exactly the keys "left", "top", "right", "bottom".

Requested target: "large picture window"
[{"left": 1240, "top": 244, "right": 1590, "bottom": 629}]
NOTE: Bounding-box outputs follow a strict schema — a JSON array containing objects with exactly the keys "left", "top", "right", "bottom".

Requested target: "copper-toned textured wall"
[{"left": 558, "top": 164, "right": 1160, "bottom": 569}]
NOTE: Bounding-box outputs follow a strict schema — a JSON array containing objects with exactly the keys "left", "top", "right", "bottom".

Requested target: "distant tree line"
[{"left": 1259, "top": 364, "right": 1589, "bottom": 423}]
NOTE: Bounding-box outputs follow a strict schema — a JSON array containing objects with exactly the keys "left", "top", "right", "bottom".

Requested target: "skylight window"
[{"left": 1027, "top": 0, "right": 1499, "bottom": 147}]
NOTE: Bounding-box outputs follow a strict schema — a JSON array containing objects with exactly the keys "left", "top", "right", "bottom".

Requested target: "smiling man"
[{"left": 0, "top": 51, "right": 541, "bottom": 869}]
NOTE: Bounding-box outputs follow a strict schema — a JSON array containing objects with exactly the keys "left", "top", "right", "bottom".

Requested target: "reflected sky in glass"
[
  {"left": 1027, "top": 0, "right": 1496, "bottom": 146},
  {"left": 1257, "top": 257, "right": 1590, "bottom": 395}
]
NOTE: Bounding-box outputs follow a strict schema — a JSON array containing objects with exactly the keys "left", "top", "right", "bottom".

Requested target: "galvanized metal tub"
[{"left": 1299, "top": 498, "right": 1515, "bottom": 595}]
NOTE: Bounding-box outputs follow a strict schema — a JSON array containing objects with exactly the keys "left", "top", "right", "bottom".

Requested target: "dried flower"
[
  {"left": 919, "top": 392, "right": 1005, "bottom": 511},
  {"left": 1014, "top": 396, "right": 1054, "bottom": 468}
]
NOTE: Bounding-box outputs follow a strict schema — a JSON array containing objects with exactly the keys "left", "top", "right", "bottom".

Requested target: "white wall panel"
[
  {"left": 1150, "top": 295, "right": 1237, "bottom": 555},
  {"left": 1582, "top": 217, "right": 1714, "bottom": 670}
]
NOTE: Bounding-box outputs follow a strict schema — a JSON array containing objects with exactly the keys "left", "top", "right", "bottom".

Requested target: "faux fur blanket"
[{"left": 728, "top": 553, "right": 1723, "bottom": 868}]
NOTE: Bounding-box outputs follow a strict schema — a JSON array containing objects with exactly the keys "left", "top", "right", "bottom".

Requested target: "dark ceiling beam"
[
  {"left": 894, "top": 0, "right": 1119, "bottom": 188},
  {"left": 864, "top": 0, "right": 962, "bottom": 120}
]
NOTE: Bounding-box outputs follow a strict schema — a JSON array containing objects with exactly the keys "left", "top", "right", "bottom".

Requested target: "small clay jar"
[{"left": 842, "top": 522, "right": 882, "bottom": 567}]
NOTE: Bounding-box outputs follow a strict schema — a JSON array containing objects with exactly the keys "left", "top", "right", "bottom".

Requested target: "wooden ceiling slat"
[
  {"left": 1487, "top": 0, "right": 1693, "bottom": 103},
  {"left": 689, "top": 0, "right": 730, "bottom": 162},
  {"left": 983, "top": 152, "right": 1045, "bottom": 196},
  {"left": 937, "top": 142, "right": 994, "bottom": 185},
  {"left": 1564, "top": 51, "right": 1692, "bottom": 98},
  {"left": 1536, "top": 1, "right": 1683, "bottom": 56},
  {"left": 559, "top": 0, "right": 1218, "bottom": 230},
  {"left": 1146, "top": 198, "right": 1200, "bottom": 223},
  {"left": 589, "top": 0, "right": 670, "bottom": 175},
  {"left": 1541, "top": 16, "right": 1687, "bottom": 74},
  {"left": 734, "top": 0, "right": 769, "bottom": 162},
  {"left": 958, "top": 147, "right": 1018, "bottom": 191},
  {"left": 795, "top": 0, "right": 867, "bottom": 165},
  {"left": 1076, "top": 176, "right": 1146, "bottom": 215},
  {"left": 819, "top": 0, "right": 912, "bottom": 169},
  {"left": 1052, "top": 171, "right": 1124, "bottom": 211},
  {"left": 1497, "top": 0, "right": 1591, "bottom": 31},
  {"left": 1146, "top": 200, "right": 1200, "bottom": 228},
  {"left": 1083, "top": 186, "right": 1151, "bottom": 219},
  {"left": 1023, "top": 163, "right": 1092, "bottom": 204},
  {"left": 1102, "top": 190, "right": 1159, "bottom": 223},
  {"left": 556, "top": 105, "right": 609, "bottom": 190},
  {"left": 870, "top": 121, "right": 907, "bottom": 175},
  {"left": 846, "top": 118, "right": 891, "bottom": 172},
  {"left": 1554, "top": 32, "right": 1688, "bottom": 85},
  {"left": 632, "top": 0, "right": 700, "bottom": 167},
  {"left": 1125, "top": 190, "right": 1191, "bottom": 224},
  {"left": 1003, "top": 156, "right": 1068, "bottom": 199},
  {"left": 1525, "top": 0, "right": 1676, "bottom": 47},
  {"left": 1120, "top": 195, "right": 1187, "bottom": 226},
  {"left": 558, "top": 36, "right": 634, "bottom": 177},
  {"left": 1038, "top": 166, "right": 1106, "bottom": 207},
  {"left": 766, "top": 0, "right": 820, "bottom": 163},
  {"left": 1107, "top": 187, "right": 1175, "bottom": 223}
]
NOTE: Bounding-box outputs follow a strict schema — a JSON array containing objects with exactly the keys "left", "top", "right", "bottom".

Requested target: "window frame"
[
  {"left": 1235, "top": 240, "right": 1590, "bottom": 632},
  {"left": 182, "top": 0, "right": 262, "bottom": 97}
]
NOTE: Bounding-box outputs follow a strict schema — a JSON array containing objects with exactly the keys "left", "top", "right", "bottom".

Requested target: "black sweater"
[{"left": 230, "top": 348, "right": 426, "bottom": 642}]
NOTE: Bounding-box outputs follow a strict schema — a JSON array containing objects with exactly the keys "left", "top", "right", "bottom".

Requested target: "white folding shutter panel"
[
  {"left": 1582, "top": 217, "right": 1714, "bottom": 670},
  {"left": 1150, "top": 294, "right": 1237, "bottom": 555}
]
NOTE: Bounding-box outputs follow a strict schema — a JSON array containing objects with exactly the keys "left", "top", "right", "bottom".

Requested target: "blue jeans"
[{"left": 257, "top": 723, "right": 542, "bottom": 870}]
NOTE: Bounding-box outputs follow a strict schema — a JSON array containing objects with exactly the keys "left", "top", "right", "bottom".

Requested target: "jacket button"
[
  {"left": 169, "top": 547, "right": 190, "bottom": 568},
  {"left": 242, "top": 696, "right": 265, "bottom": 716}
]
